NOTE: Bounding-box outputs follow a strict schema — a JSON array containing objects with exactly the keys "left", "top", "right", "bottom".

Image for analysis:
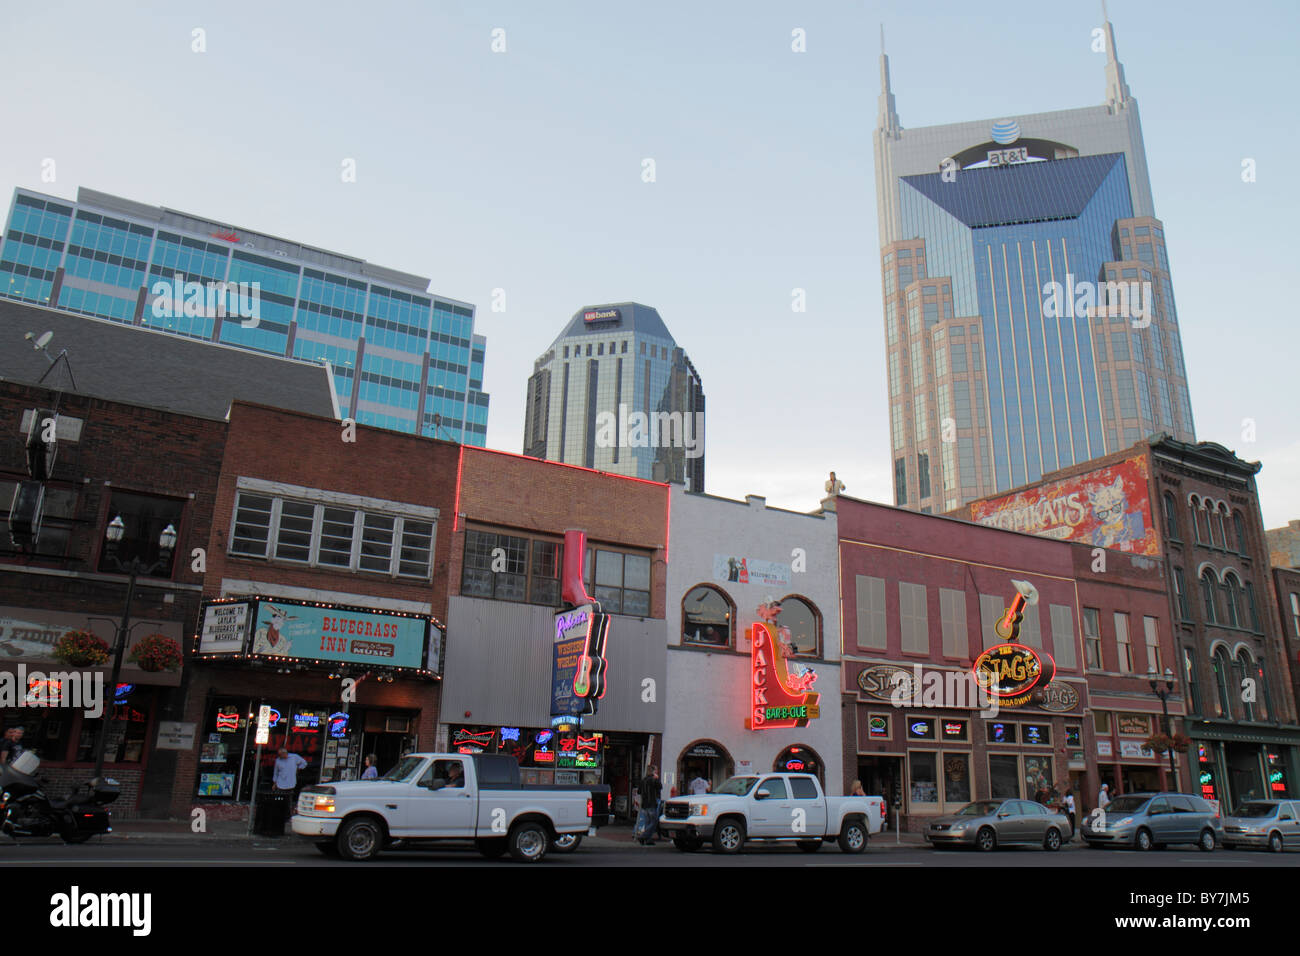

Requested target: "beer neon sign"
[{"left": 745, "top": 610, "right": 820, "bottom": 730}]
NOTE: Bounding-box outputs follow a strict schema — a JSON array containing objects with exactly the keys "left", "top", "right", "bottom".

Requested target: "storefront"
[
  {"left": 1187, "top": 723, "right": 1300, "bottom": 811},
  {"left": 180, "top": 595, "right": 442, "bottom": 813},
  {"left": 1092, "top": 709, "right": 1177, "bottom": 796},
  {"left": 0, "top": 605, "right": 184, "bottom": 815}
]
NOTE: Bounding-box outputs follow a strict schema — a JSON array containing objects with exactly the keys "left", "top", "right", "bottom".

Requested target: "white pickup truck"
[
  {"left": 658, "top": 773, "right": 885, "bottom": 854},
  {"left": 291, "top": 752, "right": 608, "bottom": 862}
]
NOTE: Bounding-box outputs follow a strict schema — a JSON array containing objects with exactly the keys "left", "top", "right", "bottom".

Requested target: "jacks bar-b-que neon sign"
[{"left": 746, "top": 605, "right": 820, "bottom": 729}]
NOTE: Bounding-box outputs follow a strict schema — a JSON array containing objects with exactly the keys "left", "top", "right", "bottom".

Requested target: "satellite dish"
[{"left": 25, "top": 331, "right": 53, "bottom": 351}]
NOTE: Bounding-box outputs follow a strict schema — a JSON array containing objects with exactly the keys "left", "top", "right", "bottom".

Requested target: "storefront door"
[{"left": 858, "top": 756, "right": 902, "bottom": 825}]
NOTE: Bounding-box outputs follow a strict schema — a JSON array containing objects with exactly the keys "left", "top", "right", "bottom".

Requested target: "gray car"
[
  {"left": 925, "top": 799, "right": 1070, "bottom": 852},
  {"left": 1081, "top": 792, "right": 1222, "bottom": 851},
  {"left": 1222, "top": 800, "right": 1300, "bottom": 852}
]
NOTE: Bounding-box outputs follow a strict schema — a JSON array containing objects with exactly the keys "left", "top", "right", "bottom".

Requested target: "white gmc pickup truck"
[
  {"left": 658, "top": 773, "right": 885, "bottom": 854},
  {"left": 291, "top": 752, "right": 609, "bottom": 862}
]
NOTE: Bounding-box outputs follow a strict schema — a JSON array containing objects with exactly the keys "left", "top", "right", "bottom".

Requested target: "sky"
[{"left": 3, "top": 0, "right": 1298, "bottom": 525}]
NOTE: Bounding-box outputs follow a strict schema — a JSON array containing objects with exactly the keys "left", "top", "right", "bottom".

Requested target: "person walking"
[
  {"left": 688, "top": 770, "right": 709, "bottom": 796},
  {"left": 1098, "top": 782, "right": 1111, "bottom": 811},
  {"left": 272, "top": 747, "right": 308, "bottom": 793},
  {"left": 1064, "top": 789, "right": 1077, "bottom": 839},
  {"left": 637, "top": 765, "right": 662, "bottom": 846}
]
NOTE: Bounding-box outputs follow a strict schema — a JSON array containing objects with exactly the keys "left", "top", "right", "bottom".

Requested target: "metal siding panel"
[{"left": 442, "top": 596, "right": 665, "bottom": 732}]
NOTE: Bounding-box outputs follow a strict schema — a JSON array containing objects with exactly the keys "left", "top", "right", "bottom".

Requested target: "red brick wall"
[{"left": 453, "top": 447, "right": 670, "bottom": 617}]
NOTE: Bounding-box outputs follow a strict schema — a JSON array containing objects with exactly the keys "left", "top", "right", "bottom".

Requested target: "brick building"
[
  {"left": 439, "top": 447, "right": 669, "bottom": 822},
  {"left": 0, "top": 380, "right": 224, "bottom": 817},
  {"left": 173, "top": 402, "right": 458, "bottom": 819},
  {"left": 955, "top": 435, "right": 1300, "bottom": 807},
  {"left": 1266, "top": 519, "right": 1300, "bottom": 570}
]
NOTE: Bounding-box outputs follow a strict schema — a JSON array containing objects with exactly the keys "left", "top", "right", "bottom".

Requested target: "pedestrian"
[
  {"left": 689, "top": 770, "right": 709, "bottom": 796},
  {"left": 272, "top": 747, "right": 308, "bottom": 793},
  {"left": 0, "top": 727, "right": 26, "bottom": 764},
  {"left": 361, "top": 754, "right": 379, "bottom": 780},
  {"left": 849, "top": 779, "right": 866, "bottom": 797},
  {"left": 637, "top": 765, "right": 662, "bottom": 846},
  {"left": 1098, "top": 782, "right": 1110, "bottom": 810},
  {"left": 1064, "top": 789, "right": 1077, "bottom": 838}
]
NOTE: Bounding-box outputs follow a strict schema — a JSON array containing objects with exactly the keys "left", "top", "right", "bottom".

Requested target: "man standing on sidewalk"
[{"left": 638, "top": 766, "right": 662, "bottom": 846}]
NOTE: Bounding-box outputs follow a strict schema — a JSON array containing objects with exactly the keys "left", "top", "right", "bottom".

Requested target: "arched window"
[
  {"left": 1232, "top": 510, "right": 1248, "bottom": 554},
  {"left": 1221, "top": 572, "right": 1241, "bottom": 628},
  {"left": 1211, "top": 507, "right": 1227, "bottom": 550},
  {"left": 1190, "top": 498, "right": 1208, "bottom": 545},
  {"left": 1200, "top": 569, "right": 1219, "bottom": 624},
  {"left": 1212, "top": 646, "right": 1233, "bottom": 718},
  {"left": 1236, "top": 649, "right": 1256, "bottom": 721},
  {"left": 777, "top": 595, "right": 821, "bottom": 657},
  {"left": 1162, "top": 492, "right": 1179, "bottom": 539},
  {"left": 682, "top": 585, "right": 733, "bottom": 648},
  {"left": 774, "top": 744, "right": 824, "bottom": 785}
]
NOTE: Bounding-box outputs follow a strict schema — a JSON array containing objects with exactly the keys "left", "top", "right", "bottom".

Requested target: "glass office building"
[
  {"left": 874, "top": 15, "right": 1194, "bottom": 512},
  {"left": 523, "top": 303, "right": 705, "bottom": 489},
  {"left": 0, "top": 187, "right": 489, "bottom": 444}
]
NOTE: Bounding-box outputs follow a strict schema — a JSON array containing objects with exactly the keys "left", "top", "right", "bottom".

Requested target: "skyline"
[{"left": 2, "top": 1, "right": 1297, "bottom": 525}]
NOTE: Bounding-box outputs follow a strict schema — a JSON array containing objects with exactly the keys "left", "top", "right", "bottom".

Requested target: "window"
[
  {"left": 1017, "top": 603, "right": 1042, "bottom": 649},
  {"left": 1236, "top": 650, "right": 1256, "bottom": 721},
  {"left": 0, "top": 479, "right": 77, "bottom": 558},
  {"left": 1162, "top": 492, "right": 1179, "bottom": 539},
  {"left": 462, "top": 529, "right": 558, "bottom": 604},
  {"left": 1082, "top": 607, "right": 1102, "bottom": 668},
  {"left": 1115, "top": 613, "right": 1132, "bottom": 672},
  {"left": 909, "top": 752, "right": 938, "bottom": 804},
  {"left": 585, "top": 547, "right": 652, "bottom": 616},
  {"left": 230, "top": 490, "right": 434, "bottom": 578},
  {"left": 1143, "top": 617, "right": 1161, "bottom": 672},
  {"left": 1200, "top": 569, "right": 1218, "bottom": 624},
  {"left": 1172, "top": 567, "right": 1191, "bottom": 621},
  {"left": 1093, "top": 711, "right": 1110, "bottom": 734},
  {"left": 1232, "top": 511, "right": 1247, "bottom": 554},
  {"left": 776, "top": 595, "right": 821, "bottom": 656},
  {"left": 682, "top": 585, "right": 732, "bottom": 647},
  {"left": 917, "top": 452, "right": 931, "bottom": 500},
  {"left": 1290, "top": 593, "right": 1300, "bottom": 639},
  {"left": 899, "top": 582, "right": 929, "bottom": 654},
  {"left": 1244, "top": 581, "right": 1260, "bottom": 632},
  {"left": 99, "top": 491, "right": 183, "bottom": 577},
  {"left": 987, "top": 722, "right": 1017, "bottom": 744},
  {"left": 1212, "top": 647, "right": 1232, "bottom": 718},
  {"left": 943, "top": 753, "right": 971, "bottom": 803},
  {"left": 1049, "top": 604, "right": 1077, "bottom": 669},
  {"left": 1221, "top": 573, "right": 1241, "bottom": 628},
  {"left": 856, "top": 576, "right": 887, "bottom": 650},
  {"left": 790, "top": 777, "right": 818, "bottom": 799},
  {"left": 758, "top": 777, "right": 788, "bottom": 800},
  {"left": 940, "top": 588, "right": 968, "bottom": 657},
  {"left": 1183, "top": 647, "right": 1201, "bottom": 715},
  {"left": 988, "top": 754, "right": 1020, "bottom": 799},
  {"left": 894, "top": 457, "right": 907, "bottom": 506}
]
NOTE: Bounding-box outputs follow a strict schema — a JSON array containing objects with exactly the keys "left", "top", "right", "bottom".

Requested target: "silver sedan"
[{"left": 925, "top": 799, "right": 1071, "bottom": 851}]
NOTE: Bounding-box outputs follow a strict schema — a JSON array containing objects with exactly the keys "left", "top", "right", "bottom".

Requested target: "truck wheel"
[
  {"left": 713, "top": 818, "right": 746, "bottom": 854},
  {"left": 797, "top": 840, "right": 822, "bottom": 853},
  {"left": 550, "top": 833, "right": 583, "bottom": 853},
  {"left": 476, "top": 838, "right": 507, "bottom": 858},
  {"left": 838, "top": 820, "right": 868, "bottom": 854},
  {"left": 337, "top": 816, "right": 384, "bottom": 861},
  {"left": 508, "top": 822, "right": 549, "bottom": 863}
]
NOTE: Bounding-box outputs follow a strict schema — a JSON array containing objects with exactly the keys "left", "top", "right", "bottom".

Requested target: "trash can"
[{"left": 254, "top": 791, "right": 290, "bottom": 836}]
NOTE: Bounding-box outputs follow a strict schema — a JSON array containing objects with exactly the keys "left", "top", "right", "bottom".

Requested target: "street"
[{"left": 3, "top": 835, "right": 1296, "bottom": 867}]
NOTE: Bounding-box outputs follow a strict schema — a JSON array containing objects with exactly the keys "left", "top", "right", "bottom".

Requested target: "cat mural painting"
[{"left": 969, "top": 456, "right": 1159, "bottom": 556}]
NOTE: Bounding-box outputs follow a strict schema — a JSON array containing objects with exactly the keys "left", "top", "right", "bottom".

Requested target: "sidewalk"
[{"left": 591, "top": 824, "right": 930, "bottom": 848}]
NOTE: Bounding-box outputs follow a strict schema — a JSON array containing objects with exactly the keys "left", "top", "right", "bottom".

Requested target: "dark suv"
[{"left": 1081, "top": 792, "right": 1222, "bottom": 851}]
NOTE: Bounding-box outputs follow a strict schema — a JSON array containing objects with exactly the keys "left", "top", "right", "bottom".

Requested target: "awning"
[{"left": 1188, "top": 722, "right": 1300, "bottom": 746}]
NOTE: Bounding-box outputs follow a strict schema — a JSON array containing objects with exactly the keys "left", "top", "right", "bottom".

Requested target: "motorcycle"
[{"left": 0, "top": 751, "right": 118, "bottom": 844}]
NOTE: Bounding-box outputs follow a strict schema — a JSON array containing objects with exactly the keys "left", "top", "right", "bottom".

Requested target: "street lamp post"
[
  {"left": 95, "top": 516, "right": 176, "bottom": 780},
  {"left": 1148, "top": 666, "right": 1178, "bottom": 789}
]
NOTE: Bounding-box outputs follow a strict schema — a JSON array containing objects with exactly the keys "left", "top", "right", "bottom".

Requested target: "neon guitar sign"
[{"left": 572, "top": 612, "right": 611, "bottom": 707}]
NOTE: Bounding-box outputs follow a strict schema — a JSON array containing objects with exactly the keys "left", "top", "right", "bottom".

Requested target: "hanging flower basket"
[
  {"left": 129, "top": 633, "right": 183, "bottom": 673},
  {"left": 1143, "top": 732, "right": 1176, "bottom": 754},
  {"left": 51, "top": 630, "right": 110, "bottom": 668}
]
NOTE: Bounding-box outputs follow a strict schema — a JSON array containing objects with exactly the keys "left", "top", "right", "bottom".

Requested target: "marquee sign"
[
  {"left": 746, "top": 604, "right": 820, "bottom": 730},
  {"left": 973, "top": 643, "right": 1056, "bottom": 706},
  {"left": 856, "top": 663, "right": 916, "bottom": 702}
]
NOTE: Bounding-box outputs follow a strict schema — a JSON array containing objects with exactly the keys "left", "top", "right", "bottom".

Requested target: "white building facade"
[{"left": 663, "top": 486, "right": 843, "bottom": 798}]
